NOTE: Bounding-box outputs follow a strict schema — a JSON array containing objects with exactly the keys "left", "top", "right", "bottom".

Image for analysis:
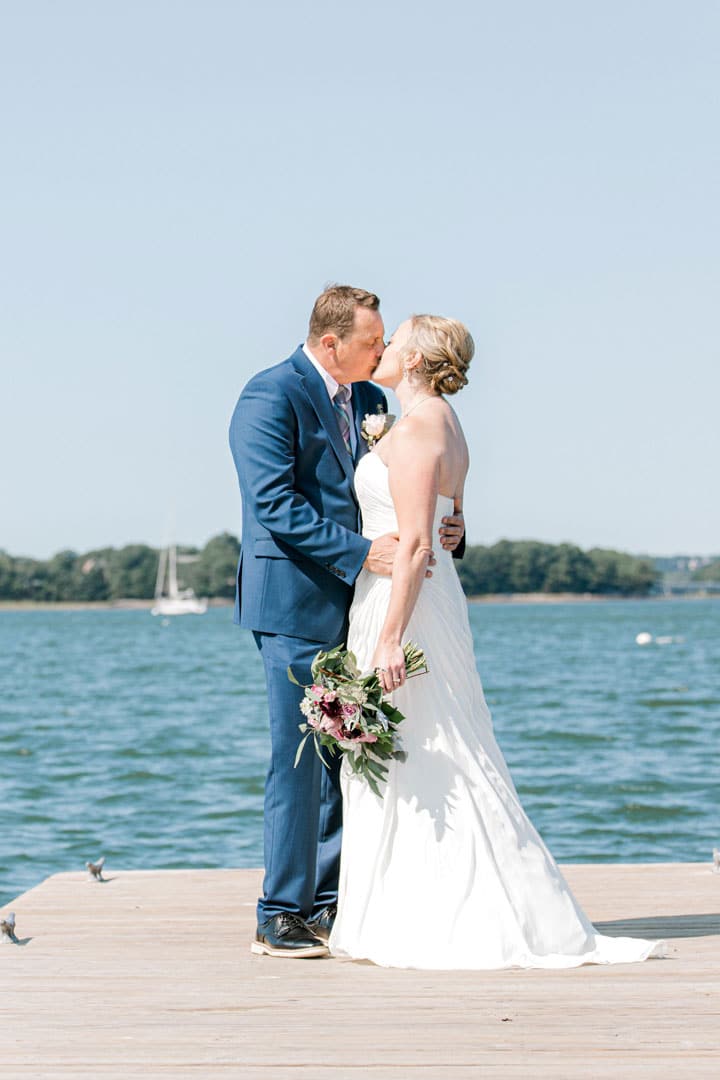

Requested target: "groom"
[{"left": 229, "top": 285, "right": 464, "bottom": 957}]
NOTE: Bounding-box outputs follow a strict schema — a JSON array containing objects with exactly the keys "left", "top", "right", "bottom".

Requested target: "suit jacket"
[{"left": 229, "top": 347, "right": 387, "bottom": 641}]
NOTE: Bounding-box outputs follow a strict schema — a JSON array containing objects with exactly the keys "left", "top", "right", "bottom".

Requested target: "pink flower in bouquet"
[
  {"left": 320, "top": 715, "right": 344, "bottom": 736},
  {"left": 319, "top": 694, "right": 343, "bottom": 720},
  {"left": 308, "top": 685, "right": 325, "bottom": 702},
  {"left": 341, "top": 702, "right": 361, "bottom": 727},
  {"left": 338, "top": 731, "right": 378, "bottom": 750}
]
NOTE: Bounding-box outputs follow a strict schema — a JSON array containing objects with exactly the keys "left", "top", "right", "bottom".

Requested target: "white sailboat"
[{"left": 151, "top": 545, "right": 208, "bottom": 616}]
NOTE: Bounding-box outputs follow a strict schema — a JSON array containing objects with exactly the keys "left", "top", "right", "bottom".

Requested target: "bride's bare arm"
[{"left": 371, "top": 424, "right": 440, "bottom": 693}]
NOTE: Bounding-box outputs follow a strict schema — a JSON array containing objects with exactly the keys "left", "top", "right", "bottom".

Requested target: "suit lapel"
[
  {"left": 352, "top": 382, "right": 370, "bottom": 464},
  {"left": 290, "top": 350, "right": 357, "bottom": 490}
]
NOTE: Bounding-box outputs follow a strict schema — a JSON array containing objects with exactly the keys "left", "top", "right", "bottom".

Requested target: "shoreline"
[
  {"left": 0, "top": 598, "right": 234, "bottom": 612},
  {"left": 0, "top": 593, "right": 717, "bottom": 612},
  {"left": 467, "top": 591, "right": 719, "bottom": 604}
]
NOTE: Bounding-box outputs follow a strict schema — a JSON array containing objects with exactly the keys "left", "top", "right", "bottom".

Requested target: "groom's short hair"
[{"left": 308, "top": 285, "right": 380, "bottom": 343}]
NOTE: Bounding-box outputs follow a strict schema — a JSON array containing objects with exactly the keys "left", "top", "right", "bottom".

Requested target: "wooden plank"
[{"left": 1, "top": 864, "right": 718, "bottom": 1078}]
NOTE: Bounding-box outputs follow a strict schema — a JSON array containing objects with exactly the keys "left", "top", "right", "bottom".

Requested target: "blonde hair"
[{"left": 404, "top": 315, "right": 474, "bottom": 395}]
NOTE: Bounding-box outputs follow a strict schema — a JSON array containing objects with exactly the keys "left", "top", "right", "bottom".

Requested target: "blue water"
[{"left": 1, "top": 600, "right": 718, "bottom": 906}]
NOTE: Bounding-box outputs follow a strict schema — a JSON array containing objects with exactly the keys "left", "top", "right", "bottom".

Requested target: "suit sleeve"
[
  {"left": 452, "top": 535, "right": 466, "bottom": 561},
  {"left": 229, "top": 377, "right": 371, "bottom": 584}
]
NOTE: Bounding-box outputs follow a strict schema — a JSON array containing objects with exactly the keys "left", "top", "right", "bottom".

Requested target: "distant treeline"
[
  {"left": 0, "top": 534, "right": 241, "bottom": 602},
  {"left": 455, "top": 541, "right": 658, "bottom": 597},
  {"left": 0, "top": 534, "right": 661, "bottom": 601},
  {"left": 693, "top": 560, "right": 720, "bottom": 582}
]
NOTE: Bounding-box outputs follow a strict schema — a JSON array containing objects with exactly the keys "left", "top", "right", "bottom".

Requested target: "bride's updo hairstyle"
[{"left": 404, "top": 315, "right": 474, "bottom": 395}]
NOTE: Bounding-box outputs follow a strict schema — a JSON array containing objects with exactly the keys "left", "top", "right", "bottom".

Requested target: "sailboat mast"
[
  {"left": 154, "top": 547, "right": 168, "bottom": 600},
  {"left": 168, "top": 545, "right": 180, "bottom": 600}
]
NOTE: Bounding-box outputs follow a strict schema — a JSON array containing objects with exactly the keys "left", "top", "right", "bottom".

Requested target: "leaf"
[
  {"left": 294, "top": 733, "right": 311, "bottom": 768},
  {"left": 287, "top": 666, "right": 302, "bottom": 686},
  {"left": 364, "top": 757, "right": 388, "bottom": 781},
  {"left": 380, "top": 702, "right": 404, "bottom": 725},
  {"left": 365, "top": 773, "right": 382, "bottom": 798},
  {"left": 312, "top": 736, "right": 331, "bottom": 770},
  {"left": 347, "top": 752, "right": 362, "bottom": 775}
]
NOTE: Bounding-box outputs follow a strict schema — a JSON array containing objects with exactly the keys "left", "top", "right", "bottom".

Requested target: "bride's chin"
[{"left": 371, "top": 368, "right": 399, "bottom": 389}]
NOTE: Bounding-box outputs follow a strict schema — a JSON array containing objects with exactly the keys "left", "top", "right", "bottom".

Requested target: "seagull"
[
  {"left": 1, "top": 912, "right": 18, "bottom": 943},
  {"left": 86, "top": 857, "right": 106, "bottom": 881},
  {"left": 713, "top": 849, "right": 720, "bottom": 873}
]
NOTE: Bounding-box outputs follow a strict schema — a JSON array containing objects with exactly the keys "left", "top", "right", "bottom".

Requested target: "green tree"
[
  {"left": 45, "top": 550, "right": 79, "bottom": 600},
  {"left": 0, "top": 551, "right": 18, "bottom": 599},
  {"left": 106, "top": 545, "right": 159, "bottom": 599},
  {"left": 543, "top": 544, "right": 593, "bottom": 593},
  {"left": 693, "top": 559, "right": 720, "bottom": 582},
  {"left": 189, "top": 533, "right": 240, "bottom": 599},
  {"left": 508, "top": 541, "right": 555, "bottom": 592}
]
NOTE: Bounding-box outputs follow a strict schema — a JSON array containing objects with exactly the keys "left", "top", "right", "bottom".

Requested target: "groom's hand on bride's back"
[
  {"left": 439, "top": 512, "right": 465, "bottom": 553},
  {"left": 364, "top": 533, "right": 436, "bottom": 577}
]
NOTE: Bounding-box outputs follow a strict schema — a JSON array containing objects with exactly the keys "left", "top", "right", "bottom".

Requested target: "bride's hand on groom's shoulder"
[{"left": 364, "top": 533, "right": 436, "bottom": 578}]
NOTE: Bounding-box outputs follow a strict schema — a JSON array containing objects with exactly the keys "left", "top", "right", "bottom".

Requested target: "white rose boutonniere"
[{"left": 361, "top": 406, "right": 395, "bottom": 449}]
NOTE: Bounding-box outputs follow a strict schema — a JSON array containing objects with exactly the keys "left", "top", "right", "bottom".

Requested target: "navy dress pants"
[{"left": 253, "top": 629, "right": 345, "bottom": 924}]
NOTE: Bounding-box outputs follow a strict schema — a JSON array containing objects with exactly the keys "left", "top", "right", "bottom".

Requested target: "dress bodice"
[{"left": 354, "top": 451, "right": 455, "bottom": 545}]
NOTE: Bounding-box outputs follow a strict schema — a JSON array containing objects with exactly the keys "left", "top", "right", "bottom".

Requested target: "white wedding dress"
[{"left": 329, "top": 452, "right": 661, "bottom": 969}]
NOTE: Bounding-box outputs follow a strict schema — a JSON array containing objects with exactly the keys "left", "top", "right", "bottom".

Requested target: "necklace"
[{"left": 400, "top": 395, "right": 437, "bottom": 421}]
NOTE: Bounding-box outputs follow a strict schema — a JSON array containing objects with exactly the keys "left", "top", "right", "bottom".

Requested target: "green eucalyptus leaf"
[{"left": 294, "top": 732, "right": 310, "bottom": 768}]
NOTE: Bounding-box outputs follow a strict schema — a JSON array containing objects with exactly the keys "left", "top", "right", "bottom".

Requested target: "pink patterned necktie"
[{"left": 333, "top": 384, "right": 353, "bottom": 455}]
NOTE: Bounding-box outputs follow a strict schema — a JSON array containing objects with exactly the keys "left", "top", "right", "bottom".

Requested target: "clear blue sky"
[{"left": 1, "top": 1, "right": 718, "bottom": 559}]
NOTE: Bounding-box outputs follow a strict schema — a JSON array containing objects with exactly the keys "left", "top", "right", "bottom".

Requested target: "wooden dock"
[{"left": 1, "top": 864, "right": 718, "bottom": 1078}]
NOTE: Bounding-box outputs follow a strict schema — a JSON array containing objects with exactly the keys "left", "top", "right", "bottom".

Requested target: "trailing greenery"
[{"left": 0, "top": 534, "right": 658, "bottom": 601}]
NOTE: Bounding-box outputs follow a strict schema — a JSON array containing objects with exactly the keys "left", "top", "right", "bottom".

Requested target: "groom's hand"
[
  {"left": 364, "top": 534, "right": 436, "bottom": 577},
  {"left": 439, "top": 512, "right": 464, "bottom": 551},
  {"left": 364, "top": 534, "right": 399, "bottom": 576}
]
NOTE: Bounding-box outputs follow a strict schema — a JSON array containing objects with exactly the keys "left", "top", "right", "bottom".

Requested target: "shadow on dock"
[{"left": 595, "top": 913, "right": 720, "bottom": 938}]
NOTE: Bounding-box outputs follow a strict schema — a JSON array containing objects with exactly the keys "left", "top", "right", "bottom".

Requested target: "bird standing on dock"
[
  {"left": 86, "top": 857, "right": 106, "bottom": 882},
  {"left": 1, "top": 912, "right": 18, "bottom": 943}
]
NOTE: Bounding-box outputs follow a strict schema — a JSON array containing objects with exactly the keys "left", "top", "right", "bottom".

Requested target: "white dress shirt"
[{"left": 302, "top": 342, "right": 357, "bottom": 454}]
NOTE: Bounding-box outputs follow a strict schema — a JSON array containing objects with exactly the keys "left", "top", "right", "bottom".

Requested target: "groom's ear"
[{"left": 320, "top": 333, "right": 339, "bottom": 353}]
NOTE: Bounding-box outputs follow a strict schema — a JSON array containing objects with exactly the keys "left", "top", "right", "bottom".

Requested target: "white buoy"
[{"left": 635, "top": 632, "right": 653, "bottom": 646}]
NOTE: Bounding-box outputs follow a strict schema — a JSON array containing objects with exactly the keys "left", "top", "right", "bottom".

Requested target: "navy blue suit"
[{"left": 229, "top": 347, "right": 386, "bottom": 921}]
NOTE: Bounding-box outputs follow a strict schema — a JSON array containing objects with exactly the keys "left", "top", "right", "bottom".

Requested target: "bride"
[{"left": 329, "top": 314, "right": 661, "bottom": 970}]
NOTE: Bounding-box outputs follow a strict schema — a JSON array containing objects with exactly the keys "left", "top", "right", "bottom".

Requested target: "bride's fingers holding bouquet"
[{"left": 372, "top": 642, "right": 406, "bottom": 694}]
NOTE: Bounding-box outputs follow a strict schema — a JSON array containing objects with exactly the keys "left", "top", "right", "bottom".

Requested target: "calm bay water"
[{"left": 1, "top": 600, "right": 718, "bottom": 906}]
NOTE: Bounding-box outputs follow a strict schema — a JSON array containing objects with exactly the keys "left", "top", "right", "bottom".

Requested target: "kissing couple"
[{"left": 229, "top": 285, "right": 660, "bottom": 969}]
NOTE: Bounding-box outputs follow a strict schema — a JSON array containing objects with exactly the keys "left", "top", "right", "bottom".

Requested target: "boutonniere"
[{"left": 361, "top": 405, "right": 395, "bottom": 449}]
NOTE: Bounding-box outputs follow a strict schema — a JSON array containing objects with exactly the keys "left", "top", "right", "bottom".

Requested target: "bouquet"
[{"left": 289, "top": 642, "right": 427, "bottom": 797}]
